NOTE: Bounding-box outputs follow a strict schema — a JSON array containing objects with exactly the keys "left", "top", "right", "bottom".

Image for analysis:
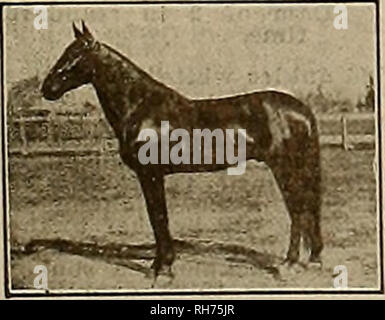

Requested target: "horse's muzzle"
[{"left": 41, "top": 80, "right": 62, "bottom": 101}]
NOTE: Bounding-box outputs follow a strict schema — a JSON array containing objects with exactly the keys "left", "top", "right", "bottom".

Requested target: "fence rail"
[{"left": 7, "top": 112, "right": 375, "bottom": 157}]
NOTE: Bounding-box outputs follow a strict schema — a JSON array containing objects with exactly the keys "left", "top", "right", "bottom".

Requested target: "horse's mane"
[{"left": 100, "top": 42, "right": 187, "bottom": 100}]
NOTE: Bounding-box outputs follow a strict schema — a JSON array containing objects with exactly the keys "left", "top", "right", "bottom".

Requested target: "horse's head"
[{"left": 42, "top": 21, "right": 98, "bottom": 100}]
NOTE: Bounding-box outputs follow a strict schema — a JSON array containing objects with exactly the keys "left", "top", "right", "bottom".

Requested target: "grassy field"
[{"left": 7, "top": 147, "right": 379, "bottom": 291}]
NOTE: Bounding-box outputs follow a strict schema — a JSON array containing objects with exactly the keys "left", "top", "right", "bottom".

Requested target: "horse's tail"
[{"left": 261, "top": 93, "right": 324, "bottom": 263}]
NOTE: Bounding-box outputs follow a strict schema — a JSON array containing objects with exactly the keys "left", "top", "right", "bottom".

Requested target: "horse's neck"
[{"left": 90, "top": 43, "right": 154, "bottom": 135}]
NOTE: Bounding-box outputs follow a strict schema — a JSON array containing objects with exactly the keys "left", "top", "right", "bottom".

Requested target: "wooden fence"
[{"left": 7, "top": 112, "right": 375, "bottom": 157}]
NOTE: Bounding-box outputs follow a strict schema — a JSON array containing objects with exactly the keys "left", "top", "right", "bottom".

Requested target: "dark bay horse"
[{"left": 42, "top": 22, "right": 323, "bottom": 278}]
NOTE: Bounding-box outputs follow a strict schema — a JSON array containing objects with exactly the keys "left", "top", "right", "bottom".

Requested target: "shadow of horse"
[{"left": 12, "top": 238, "right": 281, "bottom": 279}]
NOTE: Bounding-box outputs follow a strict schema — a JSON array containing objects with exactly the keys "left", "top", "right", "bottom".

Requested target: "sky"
[{"left": 4, "top": 4, "right": 376, "bottom": 105}]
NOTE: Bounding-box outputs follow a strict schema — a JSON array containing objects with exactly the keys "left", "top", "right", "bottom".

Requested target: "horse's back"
[
  {"left": 192, "top": 90, "right": 314, "bottom": 118},
  {"left": 189, "top": 90, "right": 316, "bottom": 138}
]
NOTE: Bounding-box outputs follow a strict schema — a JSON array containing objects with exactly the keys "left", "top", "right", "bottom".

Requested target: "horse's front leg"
[{"left": 137, "top": 171, "right": 175, "bottom": 278}]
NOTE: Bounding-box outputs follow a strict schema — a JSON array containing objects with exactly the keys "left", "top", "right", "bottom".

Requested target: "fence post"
[
  {"left": 19, "top": 116, "right": 28, "bottom": 155},
  {"left": 47, "top": 111, "right": 55, "bottom": 147},
  {"left": 341, "top": 115, "right": 348, "bottom": 150},
  {"left": 99, "top": 117, "right": 105, "bottom": 170}
]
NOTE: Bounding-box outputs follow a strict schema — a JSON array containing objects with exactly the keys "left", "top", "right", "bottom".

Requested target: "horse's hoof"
[
  {"left": 307, "top": 261, "right": 322, "bottom": 270},
  {"left": 277, "top": 259, "right": 305, "bottom": 276},
  {"left": 151, "top": 266, "right": 175, "bottom": 288},
  {"left": 158, "top": 265, "right": 174, "bottom": 278},
  {"left": 307, "top": 256, "right": 323, "bottom": 270},
  {"left": 265, "top": 266, "right": 281, "bottom": 280},
  {"left": 280, "top": 257, "right": 300, "bottom": 267},
  {"left": 145, "top": 269, "right": 155, "bottom": 280}
]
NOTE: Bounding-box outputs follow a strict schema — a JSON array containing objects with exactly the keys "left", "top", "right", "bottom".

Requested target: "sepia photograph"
[{"left": 1, "top": 1, "right": 382, "bottom": 297}]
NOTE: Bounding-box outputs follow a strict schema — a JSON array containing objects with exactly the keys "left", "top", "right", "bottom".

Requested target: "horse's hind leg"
[
  {"left": 298, "top": 182, "right": 323, "bottom": 264},
  {"left": 266, "top": 145, "right": 323, "bottom": 265},
  {"left": 267, "top": 157, "right": 302, "bottom": 264}
]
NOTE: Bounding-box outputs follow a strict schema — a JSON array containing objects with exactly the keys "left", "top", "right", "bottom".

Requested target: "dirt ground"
[{"left": 7, "top": 148, "right": 379, "bottom": 291}]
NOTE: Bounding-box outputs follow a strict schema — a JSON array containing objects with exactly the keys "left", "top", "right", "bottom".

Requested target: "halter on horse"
[{"left": 42, "top": 22, "right": 323, "bottom": 279}]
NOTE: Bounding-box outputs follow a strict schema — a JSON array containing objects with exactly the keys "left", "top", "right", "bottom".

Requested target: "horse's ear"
[
  {"left": 81, "top": 20, "right": 93, "bottom": 39},
  {"left": 72, "top": 22, "right": 82, "bottom": 39}
]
